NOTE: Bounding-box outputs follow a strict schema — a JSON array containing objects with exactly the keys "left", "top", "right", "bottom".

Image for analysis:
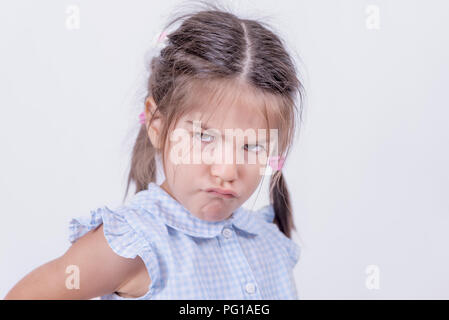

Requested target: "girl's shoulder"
[{"left": 68, "top": 203, "right": 166, "bottom": 252}]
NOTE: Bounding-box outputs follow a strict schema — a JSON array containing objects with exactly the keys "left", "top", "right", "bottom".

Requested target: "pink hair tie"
[
  {"left": 153, "top": 31, "right": 168, "bottom": 50},
  {"left": 139, "top": 111, "right": 146, "bottom": 124},
  {"left": 268, "top": 155, "right": 285, "bottom": 171},
  {"left": 157, "top": 31, "right": 167, "bottom": 43}
]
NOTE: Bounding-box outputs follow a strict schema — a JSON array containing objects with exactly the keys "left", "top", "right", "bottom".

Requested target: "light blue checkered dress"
[{"left": 68, "top": 182, "right": 301, "bottom": 299}]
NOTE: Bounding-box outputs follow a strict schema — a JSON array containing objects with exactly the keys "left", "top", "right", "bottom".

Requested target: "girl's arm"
[{"left": 4, "top": 224, "right": 147, "bottom": 300}]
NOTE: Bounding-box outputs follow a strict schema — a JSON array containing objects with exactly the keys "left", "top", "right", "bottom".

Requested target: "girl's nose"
[
  {"left": 210, "top": 162, "right": 238, "bottom": 182},
  {"left": 209, "top": 139, "right": 239, "bottom": 181}
]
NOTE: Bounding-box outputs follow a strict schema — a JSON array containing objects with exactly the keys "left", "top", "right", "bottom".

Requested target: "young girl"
[{"left": 5, "top": 5, "right": 305, "bottom": 300}]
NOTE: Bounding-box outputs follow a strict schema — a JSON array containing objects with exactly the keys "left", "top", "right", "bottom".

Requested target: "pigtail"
[
  {"left": 122, "top": 125, "right": 158, "bottom": 203},
  {"left": 269, "top": 171, "right": 296, "bottom": 239}
]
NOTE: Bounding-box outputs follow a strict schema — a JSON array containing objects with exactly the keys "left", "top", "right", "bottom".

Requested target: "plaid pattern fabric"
[{"left": 68, "top": 182, "right": 301, "bottom": 299}]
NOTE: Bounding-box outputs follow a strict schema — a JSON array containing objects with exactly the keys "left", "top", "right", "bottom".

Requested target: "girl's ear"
[{"left": 145, "top": 96, "right": 163, "bottom": 149}]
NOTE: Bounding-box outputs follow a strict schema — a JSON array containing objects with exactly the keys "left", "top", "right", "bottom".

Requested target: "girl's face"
[{"left": 146, "top": 95, "right": 273, "bottom": 222}]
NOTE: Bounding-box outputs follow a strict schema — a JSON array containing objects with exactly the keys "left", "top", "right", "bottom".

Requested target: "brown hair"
[{"left": 123, "top": 2, "right": 305, "bottom": 239}]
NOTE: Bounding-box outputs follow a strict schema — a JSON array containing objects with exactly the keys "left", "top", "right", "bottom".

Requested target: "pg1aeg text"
[{"left": 179, "top": 304, "right": 270, "bottom": 317}]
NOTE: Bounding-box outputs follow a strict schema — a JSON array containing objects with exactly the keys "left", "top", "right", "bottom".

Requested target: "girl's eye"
[
  {"left": 194, "top": 132, "right": 215, "bottom": 143},
  {"left": 244, "top": 144, "right": 265, "bottom": 152},
  {"left": 193, "top": 132, "right": 264, "bottom": 152}
]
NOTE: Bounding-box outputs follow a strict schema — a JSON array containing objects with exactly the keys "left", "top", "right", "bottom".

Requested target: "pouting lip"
[{"left": 205, "top": 187, "right": 238, "bottom": 198}]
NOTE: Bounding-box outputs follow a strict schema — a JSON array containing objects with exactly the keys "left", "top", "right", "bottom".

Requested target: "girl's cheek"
[{"left": 245, "top": 149, "right": 268, "bottom": 165}]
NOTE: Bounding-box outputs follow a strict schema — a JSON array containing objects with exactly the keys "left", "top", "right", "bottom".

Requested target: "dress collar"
[{"left": 129, "top": 182, "right": 271, "bottom": 239}]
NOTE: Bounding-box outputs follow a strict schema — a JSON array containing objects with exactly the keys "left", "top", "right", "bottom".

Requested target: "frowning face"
[{"left": 145, "top": 92, "right": 278, "bottom": 222}]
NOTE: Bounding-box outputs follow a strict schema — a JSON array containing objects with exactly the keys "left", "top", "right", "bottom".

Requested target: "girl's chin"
[{"left": 197, "top": 200, "right": 233, "bottom": 222}]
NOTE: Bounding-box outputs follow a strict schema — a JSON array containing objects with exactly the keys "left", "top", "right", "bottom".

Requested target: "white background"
[{"left": 1, "top": 0, "right": 448, "bottom": 299}]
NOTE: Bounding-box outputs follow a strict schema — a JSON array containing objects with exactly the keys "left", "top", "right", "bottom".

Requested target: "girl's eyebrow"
[
  {"left": 184, "top": 120, "right": 268, "bottom": 143},
  {"left": 184, "top": 120, "right": 210, "bottom": 130}
]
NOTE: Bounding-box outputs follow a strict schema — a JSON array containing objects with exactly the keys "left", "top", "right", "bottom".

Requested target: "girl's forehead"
[
  {"left": 183, "top": 104, "right": 267, "bottom": 131},
  {"left": 179, "top": 82, "right": 278, "bottom": 131}
]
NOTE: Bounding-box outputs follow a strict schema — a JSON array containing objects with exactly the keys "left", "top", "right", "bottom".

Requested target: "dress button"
[
  {"left": 222, "top": 227, "right": 233, "bottom": 238},
  {"left": 245, "top": 282, "right": 256, "bottom": 294}
]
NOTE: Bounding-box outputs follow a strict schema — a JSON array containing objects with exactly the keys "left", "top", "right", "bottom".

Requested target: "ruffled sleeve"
[
  {"left": 68, "top": 205, "right": 160, "bottom": 299},
  {"left": 257, "top": 204, "right": 301, "bottom": 269},
  {"left": 280, "top": 232, "right": 301, "bottom": 269}
]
